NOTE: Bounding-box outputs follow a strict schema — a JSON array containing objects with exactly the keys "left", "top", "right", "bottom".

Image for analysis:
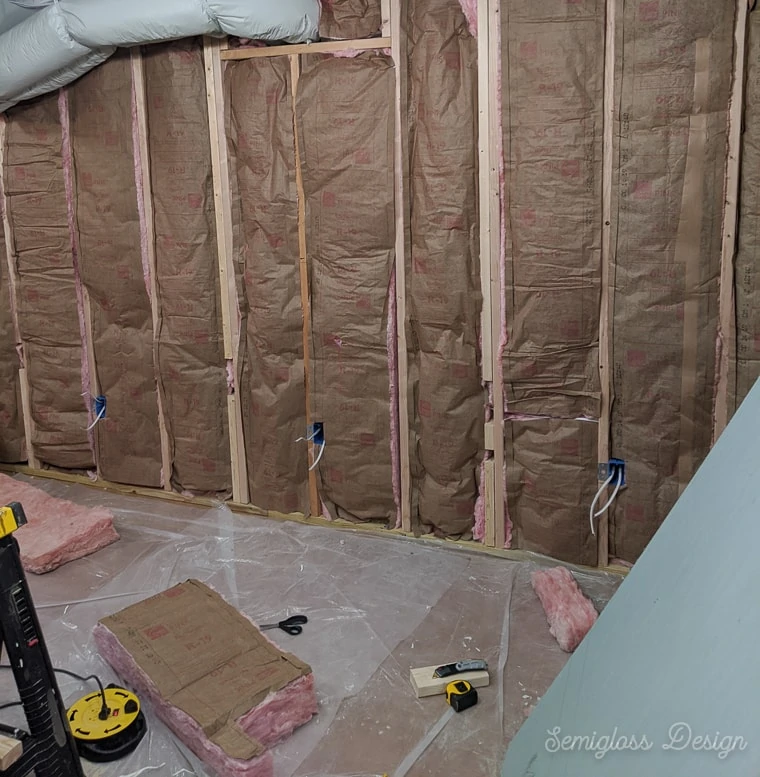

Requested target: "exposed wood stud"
[
  {"left": 221, "top": 38, "right": 392, "bottom": 60},
  {"left": 203, "top": 37, "right": 249, "bottom": 504},
  {"left": 597, "top": 0, "right": 617, "bottom": 568},
  {"left": 131, "top": 49, "right": 173, "bottom": 492},
  {"left": 381, "top": 0, "right": 392, "bottom": 37},
  {"left": 713, "top": 0, "right": 749, "bottom": 442},
  {"left": 290, "top": 54, "right": 321, "bottom": 518},
  {"left": 479, "top": 0, "right": 506, "bottom": 549},
  {"left": 0, "top": 116, "right": 39, "bottom": 470},
  {"left": 390, "top": 0, "right": 413, "bottom": 532}
]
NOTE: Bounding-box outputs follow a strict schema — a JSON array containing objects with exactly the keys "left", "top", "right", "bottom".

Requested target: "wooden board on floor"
[
  {"left": 410, "top": 665, "right": 491, "bottom": 698},
  {"left": 0, "top": 734, "right": 22, "bottom": 770}
]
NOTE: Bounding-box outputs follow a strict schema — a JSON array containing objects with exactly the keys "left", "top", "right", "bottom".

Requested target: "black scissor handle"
[{"left": 278, "top": 615, "right": 308, "bottom": 635}]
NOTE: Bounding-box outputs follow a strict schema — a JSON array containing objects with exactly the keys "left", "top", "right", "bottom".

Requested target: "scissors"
[{"left": 260, "top": 614, "right": 308, "bottom": 636}]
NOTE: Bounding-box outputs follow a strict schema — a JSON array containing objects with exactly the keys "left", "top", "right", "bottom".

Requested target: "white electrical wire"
[
  {"left": 295, "top": 429, "right": 318, "bottom": 443},
  {"left": 85, "top": 405, "right": 105, "bottom": 431},
  {"left": 589, "top": 468, "right": 624, "bottom": 537},
  {"left": 309, "top": 441, "right": 326, "bottom": 472}
]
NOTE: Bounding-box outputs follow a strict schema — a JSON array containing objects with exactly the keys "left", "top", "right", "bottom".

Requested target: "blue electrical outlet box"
[
  {"left": 311, "top": 422, "right": 324, "bottom": 446},
  {"left": 608, "top": 458, "right": 626, "bottom": 486},
  {"left": 598, "top": 458, "right": 626, "bottom": 486}
]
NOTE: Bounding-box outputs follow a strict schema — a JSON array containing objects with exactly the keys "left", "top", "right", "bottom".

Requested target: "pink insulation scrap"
[
  {"left": 531, "top": 566, "right": 598, "bottom": 653},
  {"left": 93, "top": 580, "right": 317, "bottom": 777},
  {"left": 95, "top": 623, "right": 316, "bottom": 777},
  {"left": 459, "top": 0, "right": 478, "bottom": 37},
  {"left": 94, "top": 623, "right": 275, "bottom": 777},
  {"left": 0, "top": 473, "right": 119, "bottom": 574}
]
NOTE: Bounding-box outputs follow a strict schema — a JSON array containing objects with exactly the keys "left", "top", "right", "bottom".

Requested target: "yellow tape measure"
[{"left": 67, "top": 686, "right": 147, "bottom": 762}]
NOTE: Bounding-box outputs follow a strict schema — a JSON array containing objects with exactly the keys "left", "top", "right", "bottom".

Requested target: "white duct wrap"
[{"left": 0, "top": 0, "right": 320, "bottom": 111}]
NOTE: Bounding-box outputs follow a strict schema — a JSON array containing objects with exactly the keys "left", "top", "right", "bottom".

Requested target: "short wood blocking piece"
[
  {"left": 410, "top": 665, "right": 490, "bottom": 698},
  {"left": 0, "top": 734, "right": 22, "bottom": 770}
]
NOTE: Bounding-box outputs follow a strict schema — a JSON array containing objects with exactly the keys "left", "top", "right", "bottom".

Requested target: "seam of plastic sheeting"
[
  {"left": 3, "top": 94, "right": 93, "bottom": 469},
  {"left": 0, "top": 0, "right": 319, "bottom": 112}
]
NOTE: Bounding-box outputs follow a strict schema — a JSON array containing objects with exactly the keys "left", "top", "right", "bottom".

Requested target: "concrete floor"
[{"left": 0, "top": 475, "right": 622, "bottom": 777}]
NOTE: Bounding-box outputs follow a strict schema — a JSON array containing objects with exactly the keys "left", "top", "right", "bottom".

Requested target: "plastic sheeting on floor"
[{"left": 0, "top": 474, "right": 620, "bottom": 777}]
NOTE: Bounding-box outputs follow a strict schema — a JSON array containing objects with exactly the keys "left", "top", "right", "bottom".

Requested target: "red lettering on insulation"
[
  {"left": 322, "top": 192, "right": 337, "bottom": 208},
  {"left": 559, "top": 439, "right": 580, "bottom": 457},
  {"left": 626, "top": 505, "right": 646, "bottom": 523},
  {"left": 520, "top": 41, "right": 537, "bottom": 59},
  {"left": 632, "top": 180, "right": 653, "bottom": 200},
  {"left": 144, "top": 625, "right": 169, "bottom": 640},
  {"left": 626, "top": 350, "right": 647, "bottom": 368},
  {"left": 561, "top": 160, "right": 581, "bottom": 178},
  {"left": 639, "top": 0, "right": 659, "bottom": 21},
  {"left": 443, "top": 51, "right": 461, "bottom": 70},
  {"left": 560, "top": 320, "right": 581, "bottom": 339}
]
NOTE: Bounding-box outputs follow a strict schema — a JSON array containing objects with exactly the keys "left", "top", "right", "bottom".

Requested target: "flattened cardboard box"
[{"left": 99, "top": 580, "right": 311, "bottom": 760}]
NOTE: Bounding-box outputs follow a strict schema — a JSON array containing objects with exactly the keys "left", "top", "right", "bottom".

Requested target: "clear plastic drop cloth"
[{"left": 0, "top": 475, "right": 622, "bottom": 777}]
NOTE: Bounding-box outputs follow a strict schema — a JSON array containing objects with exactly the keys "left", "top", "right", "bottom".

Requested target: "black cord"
[
  {"left": 0, "top": 721, "right": 27, "bottom": 740},
  {"left": 0, "top": 664, "right": 109, "bottom": 718},
  {"left": 50, "top": 668, "right": 108, "bottom": 716},
  {"left": 0, "top": 701, "right": 21, "bottom": 711}
]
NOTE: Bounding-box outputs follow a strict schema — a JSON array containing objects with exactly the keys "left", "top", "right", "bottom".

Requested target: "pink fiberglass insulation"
[
  {"left": 531, "top": 566, "right": 598, "bottom": 653},
  {"left": 458, "top": 0, "right": 478, "bottom": 37},
  {"left": 93, "top": 623, "right": 317, "bottom": 777},
  {"left": 0, "top": 474, "right": 118, "bottom": 574}
]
